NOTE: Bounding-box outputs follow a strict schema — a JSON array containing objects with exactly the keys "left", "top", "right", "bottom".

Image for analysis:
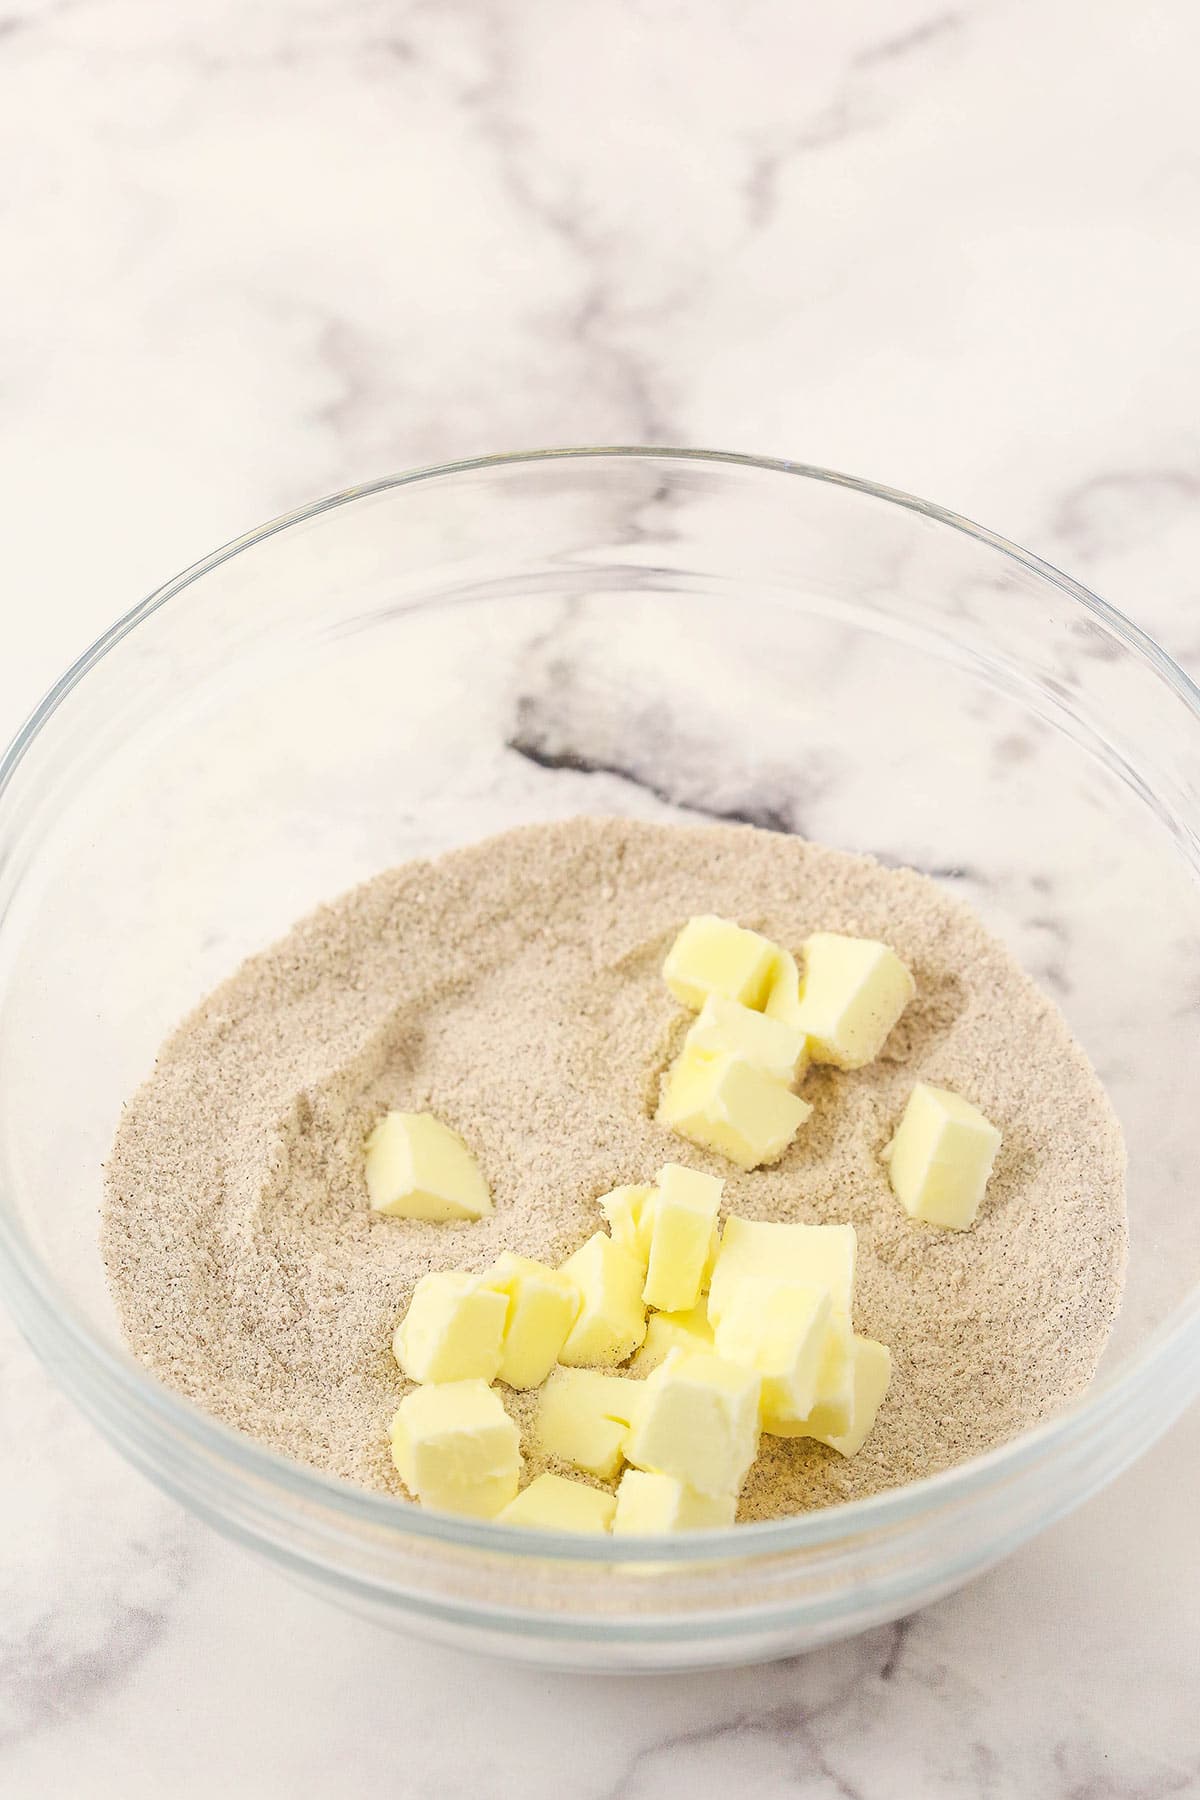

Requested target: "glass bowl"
[{"left": 2, "top": 449, "right": 1198, "bottom": 1673}]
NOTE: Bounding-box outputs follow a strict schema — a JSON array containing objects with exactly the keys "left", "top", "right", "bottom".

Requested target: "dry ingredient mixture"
[{"left": 102, "top": 817, "right": 1127, "bottom": 1521}]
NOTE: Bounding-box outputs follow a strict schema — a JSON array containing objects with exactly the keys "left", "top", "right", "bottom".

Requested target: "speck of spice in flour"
[{"left": 101, "top": 817, "right": 1127, "bottom": 1520}]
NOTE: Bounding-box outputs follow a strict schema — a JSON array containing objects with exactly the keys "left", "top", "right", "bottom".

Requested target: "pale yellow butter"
[
  {"left": 629, "top": 1302, "right": 714, "bottom": 1374},
  {"left": 598, "top": 1183, "right": 656, "bottom": 1267},
  {"left": 763, "top": 946, "right": 804, "bottom": 1027},
  {"left": 768, "top": 1334, "right": 892, "bottom": 1455},
  {"left": 364, "top": 1110, "right": 492, "bottom": 1221},
  {"left": 773, "top": 1316, "right": 856, "bottom": 1436},
  {"left": 624, "top": 1349, "right": 761, "bottom": 1499},
  {"left": 486, "top": 1252, "right": 580, "bottom": 1390},
  {"left": 392, "top": 1270, "right": 508, "bottom": 1384},
  {"left": 793, "top": 933, "right": 915, "bottom": 1069},
  {"left": 811, "top": 1334, "right": 891, "bottom": 1455},
  {"left": 534, "top": 1366, "right": 642, "bottom": 1479},
  {"left": 662, "top": 915, "right": 778, "bottom": 1012},
  {"left": 498, "top": 1472, "right": 615, "bottom": 1533},
  {"left": 659, "top": 1045, "right": 812, "bottom": 1171},
  {"left": 642, "top": 1162, "right": 723, "bottom": 1313},
  {"left": 707, "top": 1216, "right": 857, "bottom": 1327},
  {"left": 558, "top": 1232, "right": 648, "bottom": 1366},
  {"left": 713, "top": 1278, "right": 833, "bottom": 1431},
  {"left": 390, "top": 1379, "right": 521, "bottom": 1515},
  {"left": 883, "top": 1082, "right": 1002, "bottom": 1230},
  {"left": 612, "top": 1469, "right": 736, "bottom": 1533},
  {"left": 685, "top": 992, "right": 809, "bottom": 1083}
]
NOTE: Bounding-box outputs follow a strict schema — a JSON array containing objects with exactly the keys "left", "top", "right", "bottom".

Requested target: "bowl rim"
[{"left": 3, "top": 443, "right": 1200, "bottom": 1565}]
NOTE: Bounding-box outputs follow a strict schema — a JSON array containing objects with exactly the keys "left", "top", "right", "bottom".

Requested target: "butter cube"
[
  {"left": 486, "top": 1252, "right": 580, "bottom": 1390},
  {"left": 365, "top": 1110, "right": 492, "bottom": 1221},
  {"left": 629, "top": 1302, "right": 714, "bottom": 1374},
  {"left": 663, "top": 915, "right": 778, "bottom": 1012},
  {"left": 535, "top": 1367, "right": 642, "bottom": 1479},
  {"left": 713, "top": 1278, "right": 833, "bottom": 1431},
  {"left": 390, "top": 1380, "right": 521, "bottom": 1514},
  {"left": 625, "top": 1350, "right": 761, "bottom": 1498},
  {"left": 498, "top": 1473, "right": 615, "bottom": 1534},
  {"left": 808, "top": 1335, "right": 891, "bottom": 1455},
  {"left": 768, "top": 1316, "right": 856, "bottom": 1436},
  {"left": 708, "top": 1217, "right": 857, "bottom": 1327},
  {"left": 768, "top": 1334, "right": 891, "bottom": 1456},
  {"left": 794, "top": 933, "right": 915, "bottom": 1069},
  {"left": 642, "top": 1163, "right": 723, "bottom": 1312},
  {"left": 659, "top": 1045, "right": 812, "bottom": 1171},
  {"left": 612, "top": 1470, "right": 737, "bottom": 1533},
  {"left": 558, "top": 1232, "right": 647, "bottom": 1366},
  {"left": 598, "top": 1183, "right": 656, "bottom": 1267},
  {"left": 392, "top": 1271, "right": 508, "bottom": 1384},
  {"left": 883, "top": 1082, "right": 1002, "bottom": 1230},
  {"left": 686, "top": 992, "right": 808, "bottom": 1083},
  {"left": 763, "top": 947, "right": 804, "bottom": 1027}
]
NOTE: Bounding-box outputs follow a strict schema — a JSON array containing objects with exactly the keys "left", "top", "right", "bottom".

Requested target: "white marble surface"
[{"left": 3, "top": 0, "right": 1200, "bottom": 1793}]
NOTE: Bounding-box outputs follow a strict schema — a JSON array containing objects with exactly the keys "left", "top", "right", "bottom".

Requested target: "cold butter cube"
[
  {"left": 763, "top": 946, "right": 804, "bottom": 1027},
  {"left": 768, "top": 1334, "right": 892, "bottom": 1456},
  {"left": 392, "top": 1270, "right": 508, "bottom": 1384},
  {"left": 365, "top": 1110, "right": 492, "bottom": 1221},
  {"left": 659, "top": 1045, "right": 812, "bottom": 1171},
  {"left": 816, "top": 1335, "right": 891, "bottom": 1455},
  {"left": 707, "top": 1217, "right": 857, "bottom": 1327},
  {"left": 883, "top": 1082, "right": 1002, "bottom": 1230},
  {"left": 486, "top": 1252, "right": 580, "bottom": 1390},
  {"left": 686, "top": 992, "right": 809, "bottom": 1082},
  {"left": 558, "top": 1232, "right": 648, "bottom": 1366},
  {"left": 713, "top": 1278, "right": 833, "bottom": 1431},
  {"left": 612, "top": 1469, "right": 736, "bottom": 1533},
  {"left": 498, "top": 1472, "right": 615, "bottom": 1534},
  {"left": 390, "top": 1380, "right": 521, "bottom": 1515},
  {"left": 663, "top": 915, "right": 778, "bottom": 1012},
  {"left": 535, "top": 1367, "right": 642, "bottom": 1479},
  {"left": 793, "top": 933, "right": 915, "bottom": 1069},
  {"left": 767, "top": 1316, "right": 856, "bottom": 1436},
  {"left": 598, "top": 1183, "right": 656, "bottom": 1268},
  {"left": 625, "top": 1349, "right": 761, "bottom": 1499},
  {"left": 642, "top": 1163, "right": 723, "bottom": 1312},
  {"left": 629, "top": 1301, "right": 714, "bottom": 1374}
]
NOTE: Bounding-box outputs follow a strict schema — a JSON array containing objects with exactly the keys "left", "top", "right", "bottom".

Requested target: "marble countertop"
[{"left": 3, "top": 1, "right": 1200, "bottom": 1793}]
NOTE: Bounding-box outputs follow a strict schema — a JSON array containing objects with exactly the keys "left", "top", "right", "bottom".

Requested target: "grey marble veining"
[{"left": 3, "top": 0, "right": 1200, "bottom": 1793}]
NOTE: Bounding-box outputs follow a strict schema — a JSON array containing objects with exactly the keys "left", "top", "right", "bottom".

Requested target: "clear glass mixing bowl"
[{"left": 1, "top": 449, "right": 1198, "bottom": 1672}]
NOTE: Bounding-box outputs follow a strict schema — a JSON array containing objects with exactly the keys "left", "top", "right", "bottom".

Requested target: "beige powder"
[{"left": 102, "top": 817, "right": 1127, "bottom": 1520}]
